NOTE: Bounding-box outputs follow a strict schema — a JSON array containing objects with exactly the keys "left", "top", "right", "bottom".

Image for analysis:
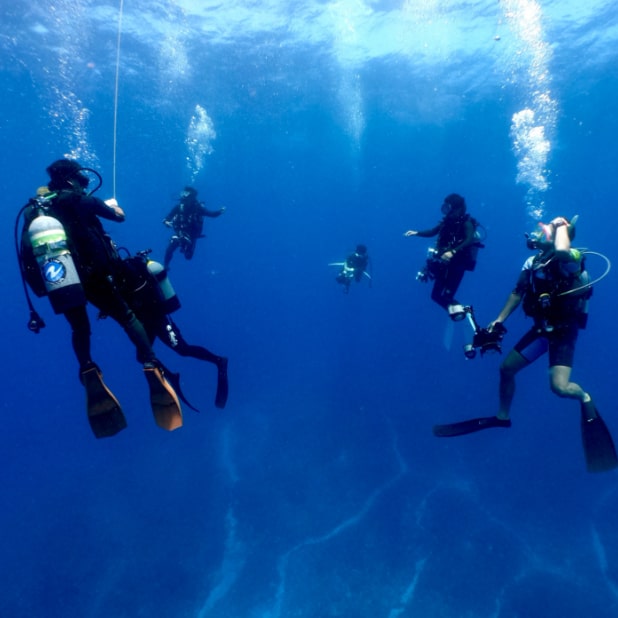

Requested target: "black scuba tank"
[{"left": 27, "top": 212, "right": 86, "bottom": 313}]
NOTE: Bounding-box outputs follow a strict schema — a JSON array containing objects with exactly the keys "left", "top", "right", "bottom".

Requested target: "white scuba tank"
[
  {"left": 28, "top": 213, "right": 86, "bottom": 313},
  {"left": 147, "top": 259, "right": 180, "bottom": 313}
]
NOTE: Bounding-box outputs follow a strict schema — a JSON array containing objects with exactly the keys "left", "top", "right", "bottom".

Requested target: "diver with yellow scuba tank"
[{"left": 16, "top": 158, "right": 183, "bottom": 438}]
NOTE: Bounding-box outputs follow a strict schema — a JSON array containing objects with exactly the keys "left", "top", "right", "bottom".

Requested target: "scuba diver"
[
  {"left": 17, "top": 158, "right": 183, "bottom": 438},
  {"left": 117, "top": 249, "right": 229, "bottom": 410},
  {"left": 433, "top": 216, "right": 618, "bottom": 473},
  {"left": 331, "top": 244, "right": 371, "bottom": 294},
  {"left": 405, "top": 193, "right": 484, "bottom": 321},
  {"left": 163, "top": 186, "right": 225, "bottom": 269}
]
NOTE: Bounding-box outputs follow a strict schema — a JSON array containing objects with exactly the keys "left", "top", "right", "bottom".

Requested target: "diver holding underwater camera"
[{"left": 433, "top": 215, "right": 618, "bottom": 473}]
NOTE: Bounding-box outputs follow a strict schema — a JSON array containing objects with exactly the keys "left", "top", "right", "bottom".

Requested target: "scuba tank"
[
  {"left": 27, "top": 211, "right": 86, "bottom": 314},
  {"left": 146, "top": 259, "right": 181, "bottom": 314}
]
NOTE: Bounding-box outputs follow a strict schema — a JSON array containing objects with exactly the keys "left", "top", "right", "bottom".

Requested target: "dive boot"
[
  {"left": 144, "top": 362, "right": 183, "bottom": 430},
  {"left": 80, "top": 362, "right": 127, "bottom": 438}
]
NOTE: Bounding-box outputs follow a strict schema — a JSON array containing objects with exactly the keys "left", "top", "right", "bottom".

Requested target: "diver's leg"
[
  {"left": 430, "top": 277, "right": 449, "bottom": 309},
  {"left": 184, "top": 237, "right": 196, "bottom": 260},
  {"left": 64, "top": 305, "right": 126, "bottom": 437},
  {"left": 63, "top": 305, "right": 92, "bottom": 369},
  {"left": 498, "top": 329, "right": 547, "bottom": 419},
  {"left": 91, "top": 281, "right": 182, "bottom": 429},
  {"left": 549, "top": 365, "right": 588, "bottom": 402},
  {"left": 498, "top": 349, "right": 530, "bottom": 419},
  {"left": 164, "top": 237, "right": 179, "bottom": 269},
  {"left": 548, "top": 327, "right": 584, "bottom": 401},
  {"left": 159, "top": 319, "right": 228, "bottom": 408}
]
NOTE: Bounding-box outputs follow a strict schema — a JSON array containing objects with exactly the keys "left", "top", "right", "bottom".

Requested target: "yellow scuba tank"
[
  {"left": 27, "top": 213, "right": 86, "bottom": 313},
  {"left": 146, "top": 259, "right": 180, "bottom": 313}
]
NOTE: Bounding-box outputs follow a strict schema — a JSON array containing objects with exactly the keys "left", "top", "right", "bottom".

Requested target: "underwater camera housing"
[
  {"left": 464, "top": 322, "right": 506, "bottom": 359},
  {"left": 416, "top": 248, "right": 444, "bottom": 282},
  {"left": 463, "top": 308, "right": 507, "bottom": 359}
]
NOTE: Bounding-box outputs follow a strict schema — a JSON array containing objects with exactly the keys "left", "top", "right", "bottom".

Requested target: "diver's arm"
[
  {"left": 490, "top": 292, "right": 522, "bottom": 329},
  {"left": 452, "top": 219, "right": 477, "bottom": 252},
  {"left": 200, "top": 203, "right": 226, "bottom": 218},
  {"left": 104, "top": 197, "right": 125, "bottom": 220},
  {"left": 404, "top": 223, "right": 441, "bottom": 238},
  {"left": 90, "top": 196, "right": 125, "bottom": 222},
  {"left": 163, "top": 204, "right": 180, "bottom": 225},
  {"left": 552, "top": 218, "right": 571, "bottom": 260}
]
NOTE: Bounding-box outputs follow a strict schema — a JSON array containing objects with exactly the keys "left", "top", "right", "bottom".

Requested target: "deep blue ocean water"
[{"left": 2, "top": 1, "right": 618, "bottom": 616}]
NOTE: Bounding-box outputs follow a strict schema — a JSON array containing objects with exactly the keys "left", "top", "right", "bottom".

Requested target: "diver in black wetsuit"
[
  {"left": 334, "top": 244, "right": 371, "bottom": 293},
  {"left": 18, "top": 158, "right": 182, "bottom": 437},
  {"left": 117, "top": 250, "right": 229, "bottom": 409},
  {"left": 163, "top": 186, "right": 225, "bottom": 269},
  {"left": 405, "top": 193, "right": 483, "bottom": 321}
]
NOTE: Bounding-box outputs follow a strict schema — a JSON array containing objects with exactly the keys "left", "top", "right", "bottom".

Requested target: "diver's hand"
[
  {"left": 105, "top": 198, "right": 125, "bottom": 219},
  {"left": 441, "top": 250, "right": 454, "bottom": 261},
  {"left": 404, "top": 230, "right": 418, "bottom": 237}
]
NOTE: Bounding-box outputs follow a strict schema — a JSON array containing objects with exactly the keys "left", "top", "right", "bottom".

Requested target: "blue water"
[{"left": 2, "top": 1, "right": 618, "bottom": 616}]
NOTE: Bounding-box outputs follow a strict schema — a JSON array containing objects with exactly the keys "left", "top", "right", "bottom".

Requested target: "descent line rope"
[{"left": 112, "top": 0, "right": 124, "bottom": 197}]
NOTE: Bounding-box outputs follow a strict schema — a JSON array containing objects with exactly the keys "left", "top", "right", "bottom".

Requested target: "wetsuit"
[
  {"left": 163, "top": 196, "right": 223, "bottom": 267},
  {"left": 416, "top": 213, "right": 480, "bottom": 310}
]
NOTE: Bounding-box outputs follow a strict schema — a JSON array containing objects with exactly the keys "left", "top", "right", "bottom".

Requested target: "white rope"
[{"left": 112, "top": 0, "right": 125, "bottom": 198}]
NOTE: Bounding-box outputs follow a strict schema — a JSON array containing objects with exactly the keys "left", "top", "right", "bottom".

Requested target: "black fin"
[
  {"left": 215, "top": 357, "right": 229, "bottom": 409},
  {"left": 433, "top": 416, "right": 511, "bottom": 437},
  {"left": 580, "top": 406, "right": 618, "bottom": 473}
]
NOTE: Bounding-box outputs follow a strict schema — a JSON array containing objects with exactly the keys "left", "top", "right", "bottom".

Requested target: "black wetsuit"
[
  {"left": 416, "top": 213, "right": 479, "bottom": 309},
  {"left": 115, "top": 253, "right": 229, "bottom": 407},
  {"left": 336, "top": 251, "right": 369, "bottom": 292},
  {"left": 163, "top": 196, "right": 223, "bottom": 267}
]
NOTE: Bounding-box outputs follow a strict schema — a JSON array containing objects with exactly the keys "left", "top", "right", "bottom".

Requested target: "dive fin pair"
[
  {"left": 433, "top": 401, "right": 618, "bottom": 473},
  {"left": 81, "top": 362, "right": 183, "bottom": 438}
]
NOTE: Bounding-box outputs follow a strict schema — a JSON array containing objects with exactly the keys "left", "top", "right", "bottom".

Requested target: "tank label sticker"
[{"left": 43, "top": 259, "right": 66, "bottom": 283}]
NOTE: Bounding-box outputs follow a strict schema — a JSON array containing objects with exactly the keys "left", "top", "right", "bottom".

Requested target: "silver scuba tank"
[
  {"left": 28, "top": 213, "right": 86, "bottom": 313},
  {"left": 147, "top": 259, "right": 180, "bottom": 313}
]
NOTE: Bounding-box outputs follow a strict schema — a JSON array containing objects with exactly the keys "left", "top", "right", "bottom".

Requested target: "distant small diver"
[{"left": 330, "top": 244, "right": 371, "bottom": 294}]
